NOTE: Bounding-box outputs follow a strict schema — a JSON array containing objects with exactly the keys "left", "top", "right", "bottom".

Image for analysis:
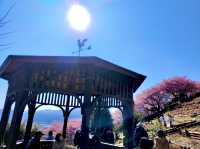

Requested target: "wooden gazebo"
[{"left": 0, "top": 55, "right": 146, "bottom": 149}]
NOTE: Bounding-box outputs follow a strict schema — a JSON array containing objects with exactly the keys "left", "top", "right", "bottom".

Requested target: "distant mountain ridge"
[{"left": 0, "top": 109, "right": 81, "bottom": 125}]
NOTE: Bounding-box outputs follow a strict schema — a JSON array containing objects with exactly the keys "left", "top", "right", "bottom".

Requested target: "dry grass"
[
  {"left": 168, "top": 134, "right": 200, "bottom": 149},
  {"left": 144, "top": 97, "right": 200, "bottom": 148},
  {"left": 189, "top": 125, "right": 200, "bottom": 132}
]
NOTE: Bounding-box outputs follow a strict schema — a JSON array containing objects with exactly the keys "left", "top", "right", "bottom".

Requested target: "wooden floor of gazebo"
[{"left": 0, "top": 140, "right": 124, "bottom": 149}]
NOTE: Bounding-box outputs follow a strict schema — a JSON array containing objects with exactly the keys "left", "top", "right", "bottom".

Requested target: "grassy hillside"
[
  {"left": 167, "top": 97, "right": 200, "bottom": 124},
  {"left": 145, "top": 97, "right": 200, "bottom": 148}
]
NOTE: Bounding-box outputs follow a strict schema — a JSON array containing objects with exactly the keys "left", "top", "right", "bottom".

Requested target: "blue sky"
[{"left": 0, "top": 0, "right": 199, "bottom": 108}]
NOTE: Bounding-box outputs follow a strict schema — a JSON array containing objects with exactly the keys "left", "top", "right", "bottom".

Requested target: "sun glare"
[{"left": 67, "top": 4, "right": 91, "bottom": 32}]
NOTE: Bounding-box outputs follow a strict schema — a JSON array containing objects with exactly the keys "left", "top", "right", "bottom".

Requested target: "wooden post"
[
  {"left": 80, "top": 68, "right": 92, "bottom": 149},
  {"left": 80, "top": 101, "right": 91, "bottom": 149},
  {"left": 0, "top": 96, "right": 13, "bottom": 145},
  {"left": 8, "top": 91, "right": 28, "bottom": 149},
  {"left": 23, "top": 98, "right": 36, "bottom": 147},
  {"left": 122, "top": 96, "right": 135, "bottom": 149},
  {"left": 62, "top": 112, "right": 70, "bottom": 138},
  {"left": 62, "top": 95, "right": 70, "bottom": 138}
]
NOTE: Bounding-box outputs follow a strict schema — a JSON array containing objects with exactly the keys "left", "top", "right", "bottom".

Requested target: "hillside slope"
[{"left": 167, "top": 97, "right": 200, "bottom": 124}]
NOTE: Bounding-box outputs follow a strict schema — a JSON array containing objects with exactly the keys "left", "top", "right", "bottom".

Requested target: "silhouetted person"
[
  {"left": 139, "top": 137, "right": 154, "bottom": 149},
  {"left": 90, "top": 135, "right": 101, "bottom": 149},
  {"left": 155, "top": 130, "right": 169, "bottom": 149},
  {"left": 134, "top": 123, "right": 149, "bottom": 147},
  {"left": 101, "top": 128, "right": 115, "bottom": 144},
  {"left": 25, "top": 131, "right": 43, "bottom": 149},
  {"left": 52, "top": 133, "right": 65, "bottom": 149},
  {"left": 74, "top": 130, "right": 81, "bottom": 149},
  {"left": 46, "top": 130, "right": 54, "bottom": 140}
]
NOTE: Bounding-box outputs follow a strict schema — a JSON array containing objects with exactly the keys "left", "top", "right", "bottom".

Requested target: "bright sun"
[{"left": 67, "top": 4, "right": 91, "bottom": 32}]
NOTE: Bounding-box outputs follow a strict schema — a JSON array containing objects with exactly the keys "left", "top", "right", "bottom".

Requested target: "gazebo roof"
[{"left": 0, "top": 55, "right": 146, "bottom": 91}]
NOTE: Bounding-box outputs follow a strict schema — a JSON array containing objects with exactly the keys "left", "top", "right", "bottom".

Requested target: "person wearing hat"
[{"left": 25, "top": 131, "right": 44, "bottom": 149}]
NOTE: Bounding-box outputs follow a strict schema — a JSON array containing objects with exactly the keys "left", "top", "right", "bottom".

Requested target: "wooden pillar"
[
  {"left": 62, "top": 95, "right": 70, "bottom": 138},
  {"left": 80, "top": 94, "right": 91, "bottom": 149},
  {"left": 8, "top": 91, "right": 28, "bottom": 149},
  {"left": 62, "top": 112, "right": 70, "bottom": 138},
  {"left": 122, "top": 97, "right": 135, "bottom": 149},
  {"left": 23, "top": 99, "right": 36, "bottom": 147},
  {"left": 0, "top": 96, "right": 13, "bottom": 145},
  {"left": 80, "top": 106, "right": 90, "bottom": 149},
  {"left": 80, "top": 68, "right": 92, "bottom": 149}
]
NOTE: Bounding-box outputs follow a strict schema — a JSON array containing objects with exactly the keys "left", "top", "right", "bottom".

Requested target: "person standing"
[
  {"left": 139, "top": 137, "right": 154, "bottom": 149},
  {"left": 46, "top": 130, "right": 54, "bottom": 140},
  {"left": 154, "top": 130, "right": 170, "bottom": 149},
  {"left": 25, "top": 131, "right": 44, "bottom": 149},
  {"left": 90, "top": 135, "right": 101, "bottom": 149},
  {"left": 74, "top": 130, "right": 81, "bottom": 149},
  {"left": 134, "top": 122, "right": 149, "bottom": 147},
  {"left": 101, "top": 128, "right": 115, "bottom": 144},
  {"left": 52, "top": 133, "right": 65, "bottom": 149}
]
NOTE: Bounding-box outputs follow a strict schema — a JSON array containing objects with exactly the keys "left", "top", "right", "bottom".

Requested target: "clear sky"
[{"left": 0, "top": 0, "right": 199, "bottom": 108}]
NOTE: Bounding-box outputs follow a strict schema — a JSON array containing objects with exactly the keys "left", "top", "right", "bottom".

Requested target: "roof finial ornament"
[{"left": 72, "top": 38, "right": 91, "bottom": 56}]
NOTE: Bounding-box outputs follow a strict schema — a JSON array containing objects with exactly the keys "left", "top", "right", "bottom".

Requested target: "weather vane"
[
  {"left": 67, "top": 4, "right": 92, "bottom": 56},
  {"left": 72, "top": 38, "right": 92, "bottom": 56}
]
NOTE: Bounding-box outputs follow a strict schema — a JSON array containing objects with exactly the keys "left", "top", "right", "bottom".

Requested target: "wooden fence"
[
  {"left": 183, "top": 131, "right": 200, "bottom": 140},
  {"left": 165, "top": 121, "right": 200, "bottom": 135}
]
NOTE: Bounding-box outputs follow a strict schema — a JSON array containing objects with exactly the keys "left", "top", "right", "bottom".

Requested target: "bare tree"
[{"left": 0, "top": 2, "right": 15, "bottom": 49}]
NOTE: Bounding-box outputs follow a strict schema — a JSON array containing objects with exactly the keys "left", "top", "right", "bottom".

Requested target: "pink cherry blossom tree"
[
  {"left": 42, "top": 119, "right": 81, "bottom": 144},
  {"left": 135, "top": 76, "right": 199, "bottom": 122},
  {"left": 161, "top": 76, "right": 198, "bottom": 102}
]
